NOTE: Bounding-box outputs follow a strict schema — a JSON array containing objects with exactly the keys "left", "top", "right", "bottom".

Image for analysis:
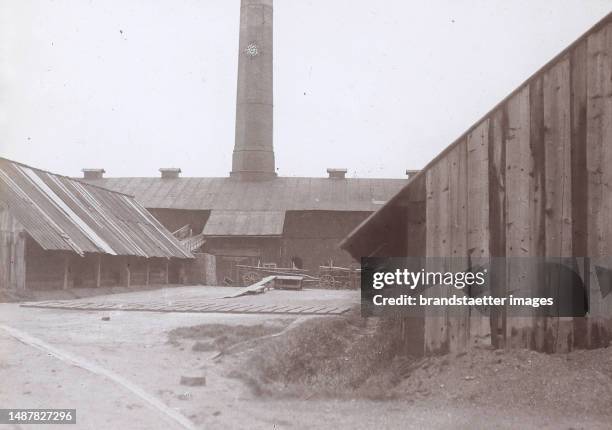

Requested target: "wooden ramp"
[
  {"left": 221, "top": 275, "right": 304, "bottom": 298},
  {"left": 221, "top": 276, "right": 276, "bottom": 298}
]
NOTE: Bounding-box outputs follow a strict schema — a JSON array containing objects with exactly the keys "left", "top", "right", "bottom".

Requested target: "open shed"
[{"left": 0, "top": 158, "right": 193, "bottom": 291}]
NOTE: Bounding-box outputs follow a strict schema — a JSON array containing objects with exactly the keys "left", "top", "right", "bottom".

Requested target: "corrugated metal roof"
[
  {"left": 203, "top": 210, "right": 285, "bottom": 236},
  {"left": 0, "top": 158, "right": 193, "bottom": 259},
  {"left": 85, "top": 177, "right": 407, "bottom": 212}
]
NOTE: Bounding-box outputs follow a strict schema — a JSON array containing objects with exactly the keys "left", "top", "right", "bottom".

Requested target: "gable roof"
[
  {"left": 0, "top": 158, "right": 193, "bottom": 259},
  {"left": 84, "top": 177, "right": 407, "bottom": 212}
]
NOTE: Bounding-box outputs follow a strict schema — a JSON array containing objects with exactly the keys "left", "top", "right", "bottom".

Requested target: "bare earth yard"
[{"left": 0, "top": 286, "right": 610, "bottom": 429}]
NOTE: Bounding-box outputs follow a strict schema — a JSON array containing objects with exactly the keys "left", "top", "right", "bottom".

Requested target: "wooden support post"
[
  {"left": 165, "top": 260, "right": 170, "bottom": 285},
  {"left": 95, "top": 255, "right": 102, "bottom": 288},
  {"left": 145, "top": 261, "right": 150, "bottom": 286},
  {"left": 125, "top": 261, "right": 131, "bottom": 288},
  {"left": 63, "top": 254, "right": 70, "bottom": 290}
]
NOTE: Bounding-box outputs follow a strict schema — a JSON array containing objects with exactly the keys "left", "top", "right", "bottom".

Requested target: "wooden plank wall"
[
  {"left": 421, "top": 19, "right": 612, "bottom": 353},
  {"left": 586, "top": 22, "right": 612, "bottom": 348},
  {"left": 0, "top": 204, "right": 26, "bottom": 290}
]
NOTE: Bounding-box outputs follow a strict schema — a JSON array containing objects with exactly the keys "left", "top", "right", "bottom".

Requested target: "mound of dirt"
[
  {"left": 167, "top": 320, "right": 293, "bottom": 352},
  {"left": 227, "top": 314, "right": 612, "bottom": 419},
  {"left": 395, "top": 345, "right": 612, "bottom": 417},
  {"left": 228, "top": 313, "right": 400, "bottom": 399}
]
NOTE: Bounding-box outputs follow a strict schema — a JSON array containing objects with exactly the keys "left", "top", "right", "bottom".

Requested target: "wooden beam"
[
  {"left": 467, "top": 119, "right": 491, "bottom": 344},
  {"left": 570, "top": 39, "right": 589, "bottom": 350},
  {"left": 448, "top": 140, "right": 469, "bottom": 352},
  {"left": 165, "top": 260, "right": 170, "bottom": 284},
  {"left": 543, "top": 56, "right": 573, "bottom": 352},
  {"left": 95, "top": 255, "right": 101, "bottom": 288},
  {"left": 63, "top": 254, "right": 70, "bottom": 290},
  {"left": 586, "top": 22, "right": 612, "bottom": 348},
  {"left": 424, "top": 159, "right": 450, "bottom": 354},
  {"left": 145, "top": 261, "right": 150, "bottom": 286},
  {"left": 489, "top": 108, "right": 507, "bottom": 348},
  {"left": 125, "top": 261, "right": 131, "bottom": 288},
  {"left": 505, "top": 85, "right": 536, "bottom": 350}
]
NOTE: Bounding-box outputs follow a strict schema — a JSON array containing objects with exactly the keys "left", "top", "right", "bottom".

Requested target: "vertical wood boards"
[
  {"left": 489, "top": 108, "right": 507, "bottom": 348},
  {"left": 529, "top": 74, "right": 546, "bottom": 351},
  {"left": 586, "top": 22, "right": 612, "bottom": 347},
  {"left": 467, "top": 120, "right": 491, "bottom": 259},
  {"left": 505, "top": 85, "right": 537, "bottom": 349},
  {"left": 571, "top": 40, "right": 588, "bottom": 259},
  {"left": 415, "top": 18, "right": 612, "bottom": 355},
  {"left": 544, "top": 57, "right": 573, "bottom": 258},
  {"left": 543, "top": 57, "right": 573, "bottom": 352},
  {"left": 467, "top": 120, "right": 491, "bottom": 343},
  {"left": 405, "top": 175, "right": 427, "bottom": 257},
  {"left": 571, "top": 40, "right": 589, "bottom": 349},
  {"left": 0, "top": 206, "right": 27, "bottom": 290},
  {"left": 425, "top": 159, "right": 450, "bottom": 354},
  {"left": 448, "top": 140, "right": 469, "bottom": 352}
]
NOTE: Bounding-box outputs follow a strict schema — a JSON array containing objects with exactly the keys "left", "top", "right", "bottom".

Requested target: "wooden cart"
[
  {"left": 318, "top": 265, "right": 361, "bottom": 289},
  {"left": 237, "top": 264, "right": 314, "bottom": 287}
]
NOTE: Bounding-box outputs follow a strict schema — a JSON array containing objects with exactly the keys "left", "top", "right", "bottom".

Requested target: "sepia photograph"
[{"left": 1, "top": 0, "right": 612, "bottom": 428}]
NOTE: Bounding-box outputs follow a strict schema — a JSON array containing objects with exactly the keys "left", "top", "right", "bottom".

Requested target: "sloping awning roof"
[
  {"left": 202, "top": 210, "right": 285, "bottom": 236},
  {"left": 0, "top": 158, "right": 193, "bottom": 259}
]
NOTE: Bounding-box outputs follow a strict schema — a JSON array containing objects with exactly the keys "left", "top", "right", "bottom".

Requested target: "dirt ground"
[{"left": 1, "top": 286, "right": 610, "bottom": 429}]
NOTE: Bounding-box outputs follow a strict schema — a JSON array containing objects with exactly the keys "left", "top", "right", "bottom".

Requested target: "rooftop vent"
[
  {"left": 82, "top": 168, "right": 105, "bottom": 179},
  {"left": 405, "top": 169, "right": 420, "bottom": 179},
  {"left": 159, "top": 168, "right": 181, "bottom": 179},
  {"left": 327, "top": 168, "right": 347, "bottom": 179}
]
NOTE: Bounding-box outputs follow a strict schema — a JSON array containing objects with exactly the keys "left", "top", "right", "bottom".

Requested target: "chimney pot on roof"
[
  {"left": 327, "top": 168, "right": 347, "bottom": 179},
  {"left": 82, "top": 168, "right": 105, "bottom": 180},
  {"left": 159, "top": 168, "right": 181, "bottom": 179},
  {"left": 405, "top": 169, "right": 420, "bottom": 179}
]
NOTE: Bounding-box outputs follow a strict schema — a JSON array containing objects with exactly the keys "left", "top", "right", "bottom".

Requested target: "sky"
[{"left": 1, "top": 0, "right": 611, "bottom": 179}]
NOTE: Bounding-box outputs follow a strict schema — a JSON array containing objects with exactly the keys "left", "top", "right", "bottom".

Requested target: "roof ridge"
[{"left": 0, "top": 157, "right": 136, "bottom": 198}]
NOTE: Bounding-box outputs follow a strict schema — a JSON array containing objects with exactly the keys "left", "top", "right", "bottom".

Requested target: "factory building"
[{"left": 85, "top": 0, "right": 406, "bottom": 284}]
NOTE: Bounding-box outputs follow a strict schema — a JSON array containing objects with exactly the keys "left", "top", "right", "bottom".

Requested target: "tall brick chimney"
[{"left": 231, "top": 0, "right": 276, "bottom": 181}]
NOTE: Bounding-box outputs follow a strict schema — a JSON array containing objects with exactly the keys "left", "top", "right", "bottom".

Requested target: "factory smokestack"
[{"left": 231, "top": 0, "right": 276, "bottom": 181}]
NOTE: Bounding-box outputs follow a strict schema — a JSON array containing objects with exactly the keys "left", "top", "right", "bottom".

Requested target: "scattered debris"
[
  {"left": 177, "top": 392, "right": 192, "bottom": 400},
  {"left": 101, "top": 316, "right": 110, "bottom": 321}
]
